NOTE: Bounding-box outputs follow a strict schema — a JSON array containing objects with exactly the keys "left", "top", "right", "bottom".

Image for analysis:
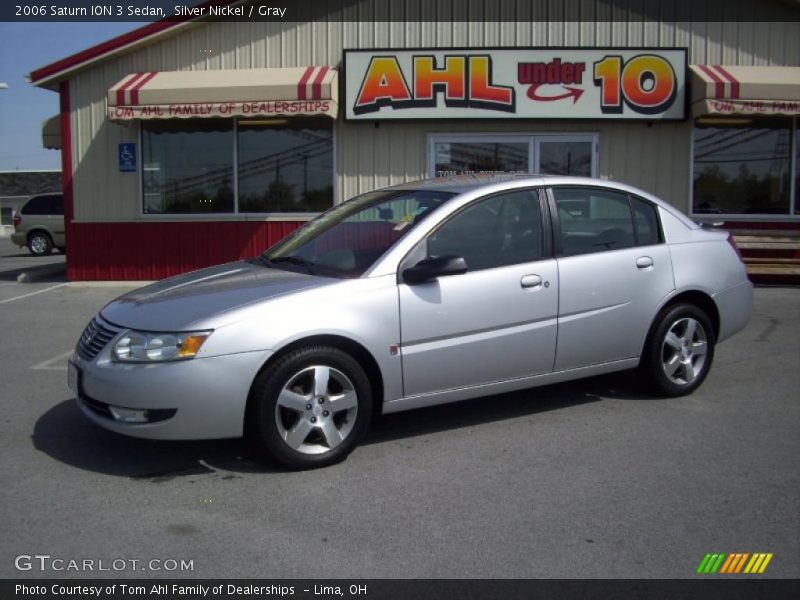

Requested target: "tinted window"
[
  {"left": 631, "top": 197, "right": 661, "bottom": 246},
  {"left": 553, "top": 187, "right": 635, "bottom": 256},
  {"left": 22, "top": 194, "right": 62, "bottom": 215},
  {"left": 264, "top": 189, "right": 454, "bottom": 278},
  {"left": 142, "top": 120, "right": 234, "bottom": 214},
  {"left": 238, "top": 117, "right": 333, "bottom": 213},
  {"left": 427, "top": 189, "right": 542, "bottom": 271},
  {"left": 693, "top": 117, "right": 791, "bottom": 215}
]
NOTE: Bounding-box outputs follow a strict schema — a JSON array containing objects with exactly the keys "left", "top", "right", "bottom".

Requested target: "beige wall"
[{"left": 65, "top": 3, "right": 800, "bottom": 222}]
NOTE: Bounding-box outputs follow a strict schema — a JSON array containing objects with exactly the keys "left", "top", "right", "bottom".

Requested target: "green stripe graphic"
[
  {"left": 697, "top": 554, "right": 712, "bottom": 574},
  {"left": 709, "top": 553, "right": 726, "bottom": 573}
]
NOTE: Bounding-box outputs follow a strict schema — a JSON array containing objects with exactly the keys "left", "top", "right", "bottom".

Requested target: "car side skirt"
[{"left": 382, "top": 357, "right": 640, "bottom": 414}]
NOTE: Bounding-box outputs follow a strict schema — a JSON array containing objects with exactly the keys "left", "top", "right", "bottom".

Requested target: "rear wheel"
[
  {"left": 246, "top": 346, "right": 373, "bottom": 470},
  {"left": 28, "top": 232, "right": 53, "bottom": 256},
  {"left": 643, "top": 304, "right": 715, "bottom": 397}
]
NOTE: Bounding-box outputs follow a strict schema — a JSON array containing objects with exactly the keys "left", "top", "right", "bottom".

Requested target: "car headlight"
[{"left": 112, "top": 330, "right": 212, "bottom": 362}]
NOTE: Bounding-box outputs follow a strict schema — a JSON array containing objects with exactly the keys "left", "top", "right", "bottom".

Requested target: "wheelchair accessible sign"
[{"left": 118, "top": 143, "right": 136, "bottom": 172}]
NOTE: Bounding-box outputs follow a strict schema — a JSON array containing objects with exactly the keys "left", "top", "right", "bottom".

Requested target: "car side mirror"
[{"left": 402, "top": 255, "right": 468, "bottom": 284}]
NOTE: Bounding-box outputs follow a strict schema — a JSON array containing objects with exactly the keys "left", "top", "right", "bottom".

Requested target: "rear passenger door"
[{"left": 549, "top": 186, "right": 674, "bottom": 371}]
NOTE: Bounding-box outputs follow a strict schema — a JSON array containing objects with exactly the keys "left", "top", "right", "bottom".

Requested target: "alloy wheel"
[
  {"left": 661, "top": 317, "right": 709, "bottom": 386},
  {"left": 274, "top": 365, "right": 359, "bottom": 455}
]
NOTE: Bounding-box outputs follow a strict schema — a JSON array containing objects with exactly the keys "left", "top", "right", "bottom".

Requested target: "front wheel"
[
  {"left": 643, "top": 304, "right": 715, "bottom": 397},
  {"left": 246, "top": 346, "right": 373, "bottom": 470}
]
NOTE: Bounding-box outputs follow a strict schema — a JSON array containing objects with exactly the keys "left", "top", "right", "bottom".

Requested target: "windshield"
[{"left": 261, "top": 189, "right": 455, "bottom": 278}]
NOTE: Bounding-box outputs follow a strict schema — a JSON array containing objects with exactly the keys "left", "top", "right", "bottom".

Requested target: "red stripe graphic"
[
  {"left": 698, "top": 64, "right": 725, "bottom": 99},
  {"left": 116, "top": 72, "right": 145, "bottom": 106},
  {"left": 714, "top": 65, "right": 740, "bottom": 99},
  {"left": 298, "top": 66, "right": 315, "bottom": 100},
  {"left": 311, "top": 66, "right": 330, "bottom": 100},
  {"left": 130, "top": 71, "right": 158, "bottom": 105}
]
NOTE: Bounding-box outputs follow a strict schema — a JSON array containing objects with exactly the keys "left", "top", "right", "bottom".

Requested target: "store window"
[
  {"left": 692, "top": 117, "right": 797, "bottom": 217},
  {"left": 238, "top": 118, "right": 333, "bottom": 213},
  {"left": 142, "top": 121, "right": 234, "bottom": 214},
  {"left": 429, "top": 134, "right": 597, "bottom": 178},
  {"left": 141, "top": 118, "right": 334, "bottom": 215}
]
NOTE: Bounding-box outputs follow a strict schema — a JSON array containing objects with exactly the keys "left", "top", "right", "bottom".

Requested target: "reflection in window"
[
  {"left": 428, "top": 189, "right": 542, "bottom": 270},
  {"left": 796, "top": 120, "right": 800, "bottom": 215},
  {"left": 142, "top": 120, "right": 234, "bottom": 214},
  {"left": 434, "top": 142, "right": 528, "bottom": 176},
  {"left": 553, "top": 187, "right": 635, "bottom": 256},
  {"left": 693, "top": 118, "right": 792, "bottom": 216},
  {"left": 538, "top": 141, "right": 592, "bottom": 176},
  {"left": 238, "top": 118, "right": 333, "bottom": 213}
]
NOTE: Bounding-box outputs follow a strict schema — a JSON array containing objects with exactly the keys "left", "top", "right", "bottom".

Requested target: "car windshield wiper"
[{"left": 260, "top": 255, "right": 318, "bottom": 274}]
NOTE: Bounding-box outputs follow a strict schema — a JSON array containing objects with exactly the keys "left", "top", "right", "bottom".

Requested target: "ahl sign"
[{"left": 344, "top": 48, "right": 687, "bottom": 120}]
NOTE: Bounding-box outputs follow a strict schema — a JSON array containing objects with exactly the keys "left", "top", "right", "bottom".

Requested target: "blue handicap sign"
[{"left": 118, "top": 143, "right": 136, "bottom": 172}]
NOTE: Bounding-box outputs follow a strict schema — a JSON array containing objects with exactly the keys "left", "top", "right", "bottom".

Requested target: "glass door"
[
  {"left": 535, "top": 135, "right": 597, "bottom": 177},
  {"left": 431, "top": 136, "right": 530, "bottom": 177},
  {"left": 428, "top": 133, "right": 598, "bottom": 178}
]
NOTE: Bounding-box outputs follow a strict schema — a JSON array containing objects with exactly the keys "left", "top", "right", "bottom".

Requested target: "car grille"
[{"left": 76, "top": 316, "right": 123, "bottom": 361}]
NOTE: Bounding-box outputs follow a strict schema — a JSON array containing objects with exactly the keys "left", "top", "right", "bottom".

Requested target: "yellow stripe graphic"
[
  {"left": 744, "top": 554, "right": 760, "bottom": 574},
  {"left": 758, "top": 553, "right": 773, "bottom": 574}
]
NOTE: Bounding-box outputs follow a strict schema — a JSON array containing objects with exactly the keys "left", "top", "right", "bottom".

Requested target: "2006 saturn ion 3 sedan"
[{"left": 69, "top": 175, "right": 753, "bottom": 469}]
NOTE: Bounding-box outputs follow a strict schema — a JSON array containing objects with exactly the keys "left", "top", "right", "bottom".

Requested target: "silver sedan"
[{"left": 69, "top": 175, "right": 753, "bottom": 469}]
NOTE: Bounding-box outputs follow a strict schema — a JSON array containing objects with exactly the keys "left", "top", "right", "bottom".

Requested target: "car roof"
[
  {"left": 381, "top": 173, "right": 698, "bottom": 229},
  {"left": 385, "top": 173, "right": 556, "bottom": 193}
]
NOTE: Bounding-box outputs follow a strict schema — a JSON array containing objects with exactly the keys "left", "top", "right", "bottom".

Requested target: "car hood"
[{"left": 100, "top": 260, "right": 335, "bottom": 331}]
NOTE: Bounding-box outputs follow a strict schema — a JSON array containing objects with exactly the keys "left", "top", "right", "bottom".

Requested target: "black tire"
[
  {"left": 56, "top": 247, "right": 66, "bottom": 254},
  {"left": 246, "top": 346, "right": 373, "bottom": 470},
  {"left": 28, "top": 231, "right": 53, "bottom": 256},
  {"left": 642, "top": 303, "right": 715, "bottom": 397}
]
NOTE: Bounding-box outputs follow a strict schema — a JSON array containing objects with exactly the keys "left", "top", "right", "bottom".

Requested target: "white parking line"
[
  {"left": 31, "top": 350, "right": 74, "bottom": 371},
  {"left": 0, "top": 282, "right": 67, "bottom": 304}
]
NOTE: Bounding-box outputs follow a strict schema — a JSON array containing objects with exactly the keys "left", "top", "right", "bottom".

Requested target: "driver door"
[{"left": 398, "top": 188, "right": 559, "bottom": 397}]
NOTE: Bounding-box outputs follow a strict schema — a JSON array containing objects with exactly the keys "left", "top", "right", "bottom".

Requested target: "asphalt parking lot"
[
  {"left": 0, "top": 251, "right": 798, "bottom": 579},
  {"left": 0, "top": 236, "right": 65, "bottom": 282}
]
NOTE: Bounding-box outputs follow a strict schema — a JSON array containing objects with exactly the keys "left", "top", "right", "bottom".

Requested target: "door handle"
[
  {"left": 636, "top": 256, "right": 654, "bottom": 270},
  {"left": 520, "top": 274, "right": 543, "bottom": 289}
]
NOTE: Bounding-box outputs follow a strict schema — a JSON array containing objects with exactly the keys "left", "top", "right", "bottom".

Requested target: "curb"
[{"left": 16, "top": 262, "right": 67, "bottom": 283}]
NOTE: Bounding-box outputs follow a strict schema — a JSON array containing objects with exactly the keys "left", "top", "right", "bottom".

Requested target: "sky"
[{"left": 0, "top": 22, "right": 145, "bottom": 171}]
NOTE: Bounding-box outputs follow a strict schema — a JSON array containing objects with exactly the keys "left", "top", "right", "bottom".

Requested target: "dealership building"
[{"left": 29, "top": 0, "right": 800, "bottom": 280}]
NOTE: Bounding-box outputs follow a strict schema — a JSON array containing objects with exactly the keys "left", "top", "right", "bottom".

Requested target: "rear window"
[{"left": 21, "top": 194, "right": 63, "bottom": 215}]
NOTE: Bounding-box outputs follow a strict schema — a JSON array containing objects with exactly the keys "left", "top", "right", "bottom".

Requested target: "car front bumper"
[{"left": 71, "top": 348, "right": 273, "bottom": 440}]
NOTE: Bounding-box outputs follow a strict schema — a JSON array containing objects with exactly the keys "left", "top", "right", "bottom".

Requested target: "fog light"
[{"left": 108, "top": 405, "right": 149, "bottom": 423}]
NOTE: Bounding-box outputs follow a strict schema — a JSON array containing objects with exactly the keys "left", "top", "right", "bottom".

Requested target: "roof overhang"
[
  {"left": 28, "top": 0, "right": 241, "bottom": 89},
  {"left": 690, "top": 65, "right": 800, "bottom": 117},
  {"left": 107, "top": 67, "right": 339, "bottom": 120}
]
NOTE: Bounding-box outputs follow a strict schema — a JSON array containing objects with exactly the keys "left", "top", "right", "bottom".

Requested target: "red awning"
[
  {"left": 690, "top": 65, "right": 800, "bottom": 117},
  {"left": 107, "top": 67, "right": 338, "bottom": 120}
]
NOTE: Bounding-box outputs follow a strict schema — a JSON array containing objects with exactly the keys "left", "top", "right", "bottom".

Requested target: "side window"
[
  {"left": 50, "top": 195, "right": 64, "bottom": 215},
  {"left": 21, "top": 196, "right": 52, "bottom": 215},
  {"left": 630, "top": 196, "right": 661, "bottom": 246},
  {"left": 553, "top": 187, "right": 635, "bottom": 256},
  {"left": 427, "top": 189, "right": 543, "bottom": 271}
]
